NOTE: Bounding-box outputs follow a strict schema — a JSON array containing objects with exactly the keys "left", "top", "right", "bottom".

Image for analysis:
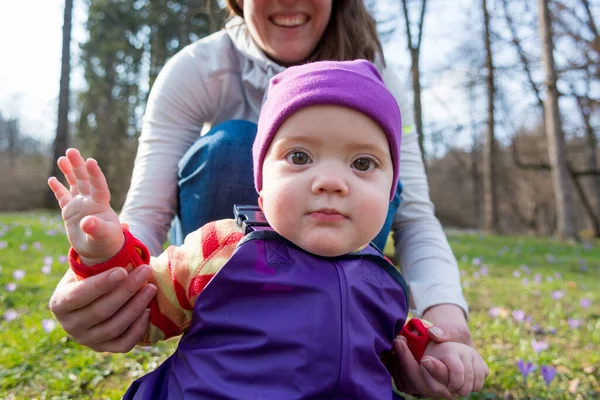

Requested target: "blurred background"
[{"left": 0, "top": 0, "right": 598, "bottom": 239}]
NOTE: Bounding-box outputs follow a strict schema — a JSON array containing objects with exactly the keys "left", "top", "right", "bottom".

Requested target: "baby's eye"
[
  {"left": 352, "top": 157, "right": 377, "bottom": 172},
  {"left": 287, "top": 151, "right": 311, "bottom": 165}
]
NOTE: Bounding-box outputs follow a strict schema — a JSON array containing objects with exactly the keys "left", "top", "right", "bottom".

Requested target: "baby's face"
[{"left": 259, "top": 105, "right": 394, "bottom": 257}]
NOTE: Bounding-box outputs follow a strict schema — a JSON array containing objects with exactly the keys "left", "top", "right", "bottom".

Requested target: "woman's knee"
[{"left": 178, "top": 120, "right": 257, "bottom": 181}]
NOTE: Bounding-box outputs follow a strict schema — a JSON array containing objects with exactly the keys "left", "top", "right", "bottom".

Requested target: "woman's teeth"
[{"left": 271, "top": 15, "right": 307, "bottom": 27}]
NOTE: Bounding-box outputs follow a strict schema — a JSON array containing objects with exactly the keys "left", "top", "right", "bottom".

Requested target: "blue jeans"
[{"left": 171, "top": 120, "right": 402, "bottom": 251}]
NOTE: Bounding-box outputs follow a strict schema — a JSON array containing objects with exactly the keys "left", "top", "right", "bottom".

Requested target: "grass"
[{"left": 0, "top": 212, "right": 598, "bottom": 399}]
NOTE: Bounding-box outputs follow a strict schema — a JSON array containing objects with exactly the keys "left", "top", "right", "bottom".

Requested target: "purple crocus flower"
[
  {"left": 12, "top": 270, "right": 25, "bottom": 280},
  {"left": 568, "top": 319, "right": 582, "bottom": 329},
  {"left": 512, "top": 310, "right": 526, "bottom": 323},
  {"left": 42, "top": 319, "right": 57, "bottom": 333},
  {"left": 521, "top": 278, "right": 529, "bottom": 286},
  {"left": 554, "top": 272, "right": 562, "bottom": 280},
  {"left": 489, "top": 307, "right": 501, "bottom": 318},
  {"left": 520, "top": 264, "right": 531, "bottom": 274},
  {"left": 480, "top": 265, "right": 489, "bottom": 276},
  {"left": 0, "top": 241, "right": 7, "bottom": 249},
  {"left": 473, "top": 271, "right": 481, "bottom": 280},
  {"left": 513, "top": 270, "right": 522, "bottom": 278},
  {"left": 531, "top": 339, "right": 549, "bottom": 353},
  {"left": 580, "top": 298, "right": 591, "bottom": 309},
  {"left": 533, "top": 274, "right": 542, "bottom": 283},
  {"left": 541, "top": 365, "right": 556, "bottom": 385},
  {"left": 546, "top": 254, "right": 555, "bottom": 263},
  {"left": 516, "top": 360, "right": 536, "bottom": 380},
  {"left": 551, "top": 290, "right": 564, "bottom": 300},
  {"left": 19, "top": 244, "right": 28, "bottom": 251},
  {"left": 472, "top": 257, "right": 482, "bottom": 266},
  {"left": 5, "top": 283, "right": 17, "bottom": 292},
  {"left": 58, "top": 255, "right": 68, "bottom": 264},
  {"left": 4, "top": 310, "right": 19, "bottom": 321},
  {"left": 33, "top": 242, "right": 42, "bottom": 250},
  {"left": 43, "top": 256, "right": 53, "bottom": 265},
  {"left": 531, "top": 323, "right": 544, "bottom": 334},
  {"left": 547, "top": 326, "right": 557, "bottom": 334},
  {"left": 41, "top": 265, "right": 51, "bottom": 275}
]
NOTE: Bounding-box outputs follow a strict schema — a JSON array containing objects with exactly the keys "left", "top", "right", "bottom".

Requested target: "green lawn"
[{"left": 0, "top": 212, "right": 598, "bottom": 399}]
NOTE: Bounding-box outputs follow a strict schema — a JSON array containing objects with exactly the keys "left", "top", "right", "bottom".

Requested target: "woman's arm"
[
  {"left": 120, "top": 43, "right": 219, "bottom": 256},
  {"left": 49, "top": 38, "right": 224, "bottom": 352},
  {"left": 381, "top": 65, "right": 468, "bottom": 318},
  {"left": 381, "top": 64, "right": 473, "bottom": 398}
]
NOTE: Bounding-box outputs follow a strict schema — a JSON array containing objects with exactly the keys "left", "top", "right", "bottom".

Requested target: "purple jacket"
[{"left": 124, "top": 226, "right": 409, "bottom": 399}]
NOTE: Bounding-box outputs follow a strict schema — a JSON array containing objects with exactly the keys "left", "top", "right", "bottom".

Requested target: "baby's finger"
[
  {"left": 48, "top": 177, "right": 72, "bottom": 209},
  {"left": 80, "top": 215, "right": 119, "bottom": 242},
  {"left": 457, "top": 354, "right": 475, "bottom": 396},
  {"left": 472, "top": 357, "right": 489, "bottom": 392},
  {"left": 87, "top": 158, "right": 111, "bottom": 205},
  {"left": 57, "top": 156, "right": 79, "bottom": 196},
  {"left": 419, "top": 363, "right": 456, "bottom": 399},
  {"left": 440, "top": 353, "right": 465, "bottom": 392},
  {"left": 66, "top": 148, "right": 92, "bottom": 196}
]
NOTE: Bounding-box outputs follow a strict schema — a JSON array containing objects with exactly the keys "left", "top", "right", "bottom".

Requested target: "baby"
[{"left": 49, "top": 60, "right": 487, "bottom": 399}]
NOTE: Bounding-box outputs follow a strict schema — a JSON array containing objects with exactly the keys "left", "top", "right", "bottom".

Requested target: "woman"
[{"left": 49, "top": 0, "right": 473, "bottom": 397}]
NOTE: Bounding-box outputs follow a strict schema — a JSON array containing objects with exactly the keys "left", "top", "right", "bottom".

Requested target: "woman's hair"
[{"left": 225, "top": 0, "right": 385, "bottom": 65}]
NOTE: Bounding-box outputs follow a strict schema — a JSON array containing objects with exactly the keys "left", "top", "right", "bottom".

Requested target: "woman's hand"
[
  {"left": 386, "top": 304, "right": 472, "bottom": 399},
  {"left": 422, "top": 303, "right": 472, "bottom": 346},
  {"left": 49, "top": 266, "right": 157, "bottom": 353}
]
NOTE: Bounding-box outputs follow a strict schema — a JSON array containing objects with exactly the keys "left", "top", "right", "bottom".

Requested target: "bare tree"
[
  {"left": 537, "top": 0, "right": 578, "bottom": 239},
  {"left": 482, "top": 0, "right": 499, "bottom": 232},
  {"left": 400, "top": 0, "right": 428, "bottom": 168},
  {"left": 45, "top": 0, "right": 73, "bottom": 208}
]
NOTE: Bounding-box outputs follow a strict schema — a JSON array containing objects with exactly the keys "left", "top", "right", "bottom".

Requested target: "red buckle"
[{"left": 400, "top": 319, "right": 431, "bottom": 362}]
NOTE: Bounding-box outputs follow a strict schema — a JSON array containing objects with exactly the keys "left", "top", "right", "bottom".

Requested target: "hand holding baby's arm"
[
  {"left": 422, "top": 341, "right": 489, "bottom": 397},
  {"left": 48, "top": 148, "right": 124, "bottom": 265}
]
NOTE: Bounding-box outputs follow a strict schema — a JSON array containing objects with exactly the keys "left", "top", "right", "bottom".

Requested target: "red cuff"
[
  {"left": 69, "top": 228, "right": 151, "bottom": 279},
  {"left": 400, "top": 318, "right": 432, "bottom": 362}
]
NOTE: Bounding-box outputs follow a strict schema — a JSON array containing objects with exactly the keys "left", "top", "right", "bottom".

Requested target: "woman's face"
[{"left": 238, "top": 0, "right": 332, "bottom": 65}]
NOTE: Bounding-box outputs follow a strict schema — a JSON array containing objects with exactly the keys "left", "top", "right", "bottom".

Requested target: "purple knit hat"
[{"left": 253, "top": 59, "right": 402, "bottom": 200}]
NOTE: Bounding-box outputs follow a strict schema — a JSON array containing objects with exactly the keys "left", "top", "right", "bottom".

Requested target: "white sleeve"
[
  {"left": 119, "top": 46, "right": 216, "bottom": 256},
  {"left": 381, "top": 65, "right": 469, "bottom": 318}
]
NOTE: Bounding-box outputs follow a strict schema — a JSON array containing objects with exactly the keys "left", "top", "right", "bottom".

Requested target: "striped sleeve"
[{"left": 68, "top": 218, "right": 245, "bottom": 346}]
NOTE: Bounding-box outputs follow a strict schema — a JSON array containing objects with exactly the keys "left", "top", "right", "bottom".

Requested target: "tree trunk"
[
  {"left": 400, "top": 0, "right": 428, "bottom": 169},
  {"left": 45, "top": 0, "right": 73, "bottom": 209},
  {"left": 411, "top": 49, "right": 426, "bottom": 169},
  {"left": 537, "top": 0, "right": 578, "bottom": 239},
  {"left": 579, "top": 97, "right": 600, "bottom": 236},
  {"left": 482, "top": 0, "right": 498, "bottom": 232}
]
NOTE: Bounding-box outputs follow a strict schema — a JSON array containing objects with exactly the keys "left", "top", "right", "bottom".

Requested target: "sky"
[
  {"left": 0, "top": 0, "right": 87, "bottom": 144},
  {"left": 0, "top": 0, "right": 479, "bottom": 152}
]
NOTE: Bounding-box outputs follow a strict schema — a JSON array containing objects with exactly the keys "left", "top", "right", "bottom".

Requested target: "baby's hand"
[
  {"left": 48, "top": 148, "right": 124, "bottom": 265},
  {"left": 422, "top": 341, "right": 489, "bottom": 397}
]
